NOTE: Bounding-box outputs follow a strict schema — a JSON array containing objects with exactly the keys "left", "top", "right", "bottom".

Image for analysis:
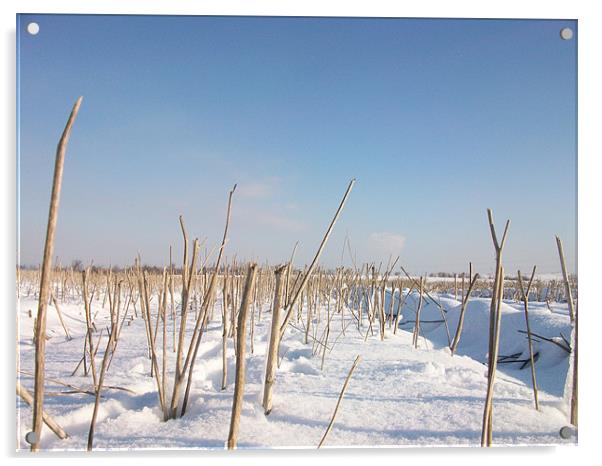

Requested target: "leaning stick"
[
  {"left": 227, "top": 263, "right": 258, "bottom": 449},
  {"left": 450, "top": 273, "right": 480, "bottom": 355},
  {"left": 280, "top": 179, "right": 355, "bottom": 339},
  {"left": 142, "top": 272, "right": 167, "bottom": 419},
  {"left": 17, "top": 382, "right": 68, "bottom": 440},
  {"left": 399, "top": 264, "right": 452, "bottom": 345},
  {"left": 570, "top": 304, "right": 578, "bottom": 426},
  {"left": 178, "top": 185, "right": 236, "bottom": 418},
  {"left": 284, "top": 241, "right": 299, "bottom": 307},
  {"left": 87, "top": 319, "right": 118, "bottom": 451},
  {"left": 556, "top": 236, "right": 575, "bottom": 322},
  {"left": 393, "top": 282, "right": 414, "bottom": 335},
  {"left": 51, "top": 293, "right": 71, "bottom": 340},
  {"left": 318, "top": 355, "right": 361, "bottom": 448},
  {"left": 518, "top": 266, "right": 539, "bottom": 410},
  {"left": 31, "top": 96, "right": 82, "bottom": 452}
]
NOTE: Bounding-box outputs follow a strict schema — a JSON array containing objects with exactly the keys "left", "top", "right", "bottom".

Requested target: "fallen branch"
[{"left": 17, "top": 382, "right": 69, "bottom": 440}]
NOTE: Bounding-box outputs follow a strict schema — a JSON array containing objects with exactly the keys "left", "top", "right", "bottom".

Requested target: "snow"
[{"left": 16, "top": 285, "right": 575, "bottom": 450}]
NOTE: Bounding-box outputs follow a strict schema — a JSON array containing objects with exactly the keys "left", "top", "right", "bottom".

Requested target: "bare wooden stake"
[
  {"left": 263, "top": 264, "right": 287, "bottom": 415},
  {"left": 570, "top": 305, "right": 578, "bottom": 427},
  {"left": 227, "top": 263, "right": 258, "bottom": 449},
  {"left": 31, "top": 96, "right": 82, "bottom": 452},
  {"left": 450, "top": 272, "right": 479, "bottom": 355},
  {"left": 481, "top": 208, "right": 510, "bottom": 447},
  {"left": 51, "top": 293, "right": 71, "bottom": 340},
  {"left": 412, "top": 277, "right": 424, "bottom": 349},
  {"left": 87, "top": 318, "right": 118, "bottom": 451},
  {"left": 517, "top": 266, "right": 539, "bottom": 410}
]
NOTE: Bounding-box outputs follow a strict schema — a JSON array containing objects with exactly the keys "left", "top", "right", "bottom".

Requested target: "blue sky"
[{"left": 17, "top": 15, "right": 576, "bottom": 274}]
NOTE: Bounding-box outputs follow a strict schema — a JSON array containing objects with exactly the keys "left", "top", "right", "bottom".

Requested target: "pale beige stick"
[
  {"left": 51, "top": 293, "right": 71, "bottom": 340},
  {"left": 318, "top": 355, "right": 361, "bottom": 448},
  {"left": 168, "top": 235, "right": 199, "bottom": 418},
  {"left": 87, "top": 318, "right": 118, "bottom": 451},
  {"left": 82, "top": 270, "right": 98, "bottom": 390},
  {"left": 450, "top": 273, "right": 480, "bottom": 355},
  {"left": 31, "top": 96, "right": 82, "bottom": 452},
  {"left": 151, "top": 270, "right": 165, "bottom": 349},
  {"left": 571, "top": 305, "right": 578, "bottom": 426},
  {"left": 178, "top": 185, "right": 236, "bottom": 417},
  {"left": 17, "top": 382, "right": 68, "bottom": 440},
  {"left": 142, "top": 272, "right": 167, "bottom": 419},
  {"left": 279, "top": 179, "right": 355, "bottom": 339},
  {"left": 484, "top": 269, "right": 504, "bottom": 446},
  {"left": 227, "top": 263, "right": 258, "bottom": 450},
  {"left": 517, "top": 266, "right": 539, "bottom": 410},
  {"left": 169, "top": 246, "right": 176, "bottom": 352},
  {"left": 221, "top": 268, "right": 230, "bottom": 390},
  {"left": 555, "top": 236, "right": 575, "bottom": 322},
  {"left": 412, "top": 277, "right": 424, "bottom": 349},
  {"left": 161, "top": 269, "right": 168, "bottom": 405},
  {"left": 481, "top": 208, "right": 509, "bottom": 446},
  {"left": 284, "top": 241, "right": 299, "bottom": 307},
  {"left": 263, "top": 264, "right": 287, "bottom": 415}
]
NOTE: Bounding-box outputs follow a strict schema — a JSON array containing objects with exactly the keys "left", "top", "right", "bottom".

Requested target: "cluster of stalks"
[{"left": 19, "top": 98, "right": 578, "bottom": 451}]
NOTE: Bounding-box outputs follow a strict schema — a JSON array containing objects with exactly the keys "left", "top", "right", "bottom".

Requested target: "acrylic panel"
[{"left": 16, "top": 14, "right": 577, "bottom": 451}]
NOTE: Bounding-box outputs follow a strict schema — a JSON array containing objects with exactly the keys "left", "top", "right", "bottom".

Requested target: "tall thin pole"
[
  {"left": 31, "top": 97, "right": 82, "bottom": 452},
  {"left": 227, "top": 263, "right": 257, "bottom": 449}
]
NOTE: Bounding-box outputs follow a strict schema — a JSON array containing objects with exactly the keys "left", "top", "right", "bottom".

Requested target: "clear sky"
[{"left": 17, "top": 15, "right": 577, "bottom": 275}]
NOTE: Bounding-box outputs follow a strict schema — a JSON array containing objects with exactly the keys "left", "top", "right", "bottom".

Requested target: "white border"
[{"left": 2, "top": 1, "right": 600, "bottom": 465}]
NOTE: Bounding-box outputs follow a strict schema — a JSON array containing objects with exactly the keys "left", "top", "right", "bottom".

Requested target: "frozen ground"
[{"left": 16, "top": 287, "right": 575, "bottom": 450}]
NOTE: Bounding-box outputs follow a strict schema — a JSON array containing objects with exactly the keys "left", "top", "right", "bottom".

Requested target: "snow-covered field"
[{"left": 16, "top": 287, "right": 576, "bottom": 450}]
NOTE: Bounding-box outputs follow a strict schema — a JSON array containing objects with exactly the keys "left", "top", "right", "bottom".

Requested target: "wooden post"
[
  {"left": 227, "top": 263, "right": 257, "bottom": 449},
  {"left": 481, "top": 208, "right": 510, "bottom": 447},
  {"left": 262, "top": 264, "right": 287, "bottom": 415},
  {"left": 30, "top": 97, "right": 82, "bottom": 452}
]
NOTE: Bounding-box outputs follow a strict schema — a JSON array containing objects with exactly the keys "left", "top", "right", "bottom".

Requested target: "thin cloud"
[
  {"left": 234, "top": 207, "right": 307, "bottom": 233},
  {"left": 368, "top": 232, "right": 406, "bottom": 255},
  {"left": 237, "top": 181, "right": 273, "bottom": 199}
]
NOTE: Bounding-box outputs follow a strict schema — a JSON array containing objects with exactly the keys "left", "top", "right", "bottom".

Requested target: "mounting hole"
[
  {"left": 560, "top": 27, "right": 573, "bottom": 40},
  {"left": 25, "top": 431, "right": 38, "bottom": 445},
  {"left": 559, "top": 426, "right": 573, "bottom": 439},
  {"left": 27, "top": 22, "right": 40, "bottom": 35}
]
